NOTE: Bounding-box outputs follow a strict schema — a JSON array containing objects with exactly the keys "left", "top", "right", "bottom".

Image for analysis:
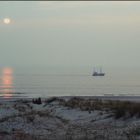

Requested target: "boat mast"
[
  {"left": 100, "top": 67, "right": 102, "bottom": 73},
  {"left": 93, "top": 67, "right": 96, "bottom": 73}
]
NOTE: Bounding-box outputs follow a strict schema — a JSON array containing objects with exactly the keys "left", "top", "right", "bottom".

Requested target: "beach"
[
  {"left": 1, "top": 96, "right": 140, "bottom": 140},
  {"left": 1, "top": 0, "right": 140, "bottom": 139}
]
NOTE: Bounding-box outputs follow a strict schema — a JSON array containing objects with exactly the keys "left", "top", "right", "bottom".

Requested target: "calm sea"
[{"left": 0, "top": 67, "right": 140, "bottom": 98}]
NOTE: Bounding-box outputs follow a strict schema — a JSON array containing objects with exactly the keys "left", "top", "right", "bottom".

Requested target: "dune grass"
[{"left": 59, "top": 97, "right": 140, "bottom": 119}]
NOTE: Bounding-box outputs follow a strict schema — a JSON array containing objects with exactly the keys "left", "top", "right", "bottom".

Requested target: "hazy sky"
[{"left": 0, "top": 1, "right": 140, "bottom": 68}]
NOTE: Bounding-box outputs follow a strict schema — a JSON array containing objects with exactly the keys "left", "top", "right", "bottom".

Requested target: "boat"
[{"left": 92, "top": 67, "right": 105, "bottom": 76}]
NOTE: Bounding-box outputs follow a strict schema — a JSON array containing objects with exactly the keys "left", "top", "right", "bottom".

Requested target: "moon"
[{"left": 3, "top": 18, "right": 11, "bottom": 24}]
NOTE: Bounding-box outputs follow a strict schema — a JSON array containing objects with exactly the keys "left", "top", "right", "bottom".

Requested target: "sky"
[{"left": 0, "top": 1, "right": 140, "bottom": 69}]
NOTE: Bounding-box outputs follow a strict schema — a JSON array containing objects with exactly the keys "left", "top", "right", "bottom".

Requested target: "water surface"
[{"left": 0, "top": 67, "right": 140, "bottom": 98}]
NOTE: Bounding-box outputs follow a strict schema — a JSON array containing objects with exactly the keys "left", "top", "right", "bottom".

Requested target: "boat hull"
[{"left": 92, "top": 73, "right": 105, "bottom": 76}]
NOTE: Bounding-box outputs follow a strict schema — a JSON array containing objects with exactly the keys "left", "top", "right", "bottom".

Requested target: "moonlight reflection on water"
[{"left": 1, "top": 67, "right": 14, "bottom": 98}]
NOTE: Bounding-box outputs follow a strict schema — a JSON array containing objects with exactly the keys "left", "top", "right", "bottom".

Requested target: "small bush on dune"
[
  {"left": 114, "top": 107, "right": 126, "bottom": 119},
  {"left": 108, "top": 100, "right": 140, "bottom": 119},
  {"left": 45, "top": 97, "right": 57, "bottom": 104},
  {"left": 26, "top": 115, "right": 35, "bottom": 123},
  {"left": 32, "top": 98, "right": 42, "bottom": 105}
]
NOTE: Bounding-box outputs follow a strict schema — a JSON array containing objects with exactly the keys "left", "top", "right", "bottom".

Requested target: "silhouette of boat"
[{"left": 92, "top": 67, "right": 105, "bottom": 76}]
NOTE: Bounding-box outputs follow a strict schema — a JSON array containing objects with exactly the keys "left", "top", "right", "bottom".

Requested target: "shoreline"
[{"left": 1, "top": 95, "right": 140, "bottom": 102}]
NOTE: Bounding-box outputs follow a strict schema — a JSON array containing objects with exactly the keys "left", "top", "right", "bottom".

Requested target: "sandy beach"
[{"left": 0, "top": 96, "right": 140, "bottom": 140}]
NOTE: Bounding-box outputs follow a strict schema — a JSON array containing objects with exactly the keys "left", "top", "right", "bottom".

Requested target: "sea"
[{"left": 0, "top": 66, "right": 140, "bottom": 99}]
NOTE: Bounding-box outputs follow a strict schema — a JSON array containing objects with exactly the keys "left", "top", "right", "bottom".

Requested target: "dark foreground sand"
[{"left": 0, "top": 96, "right": 140, "bottom": 140}]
